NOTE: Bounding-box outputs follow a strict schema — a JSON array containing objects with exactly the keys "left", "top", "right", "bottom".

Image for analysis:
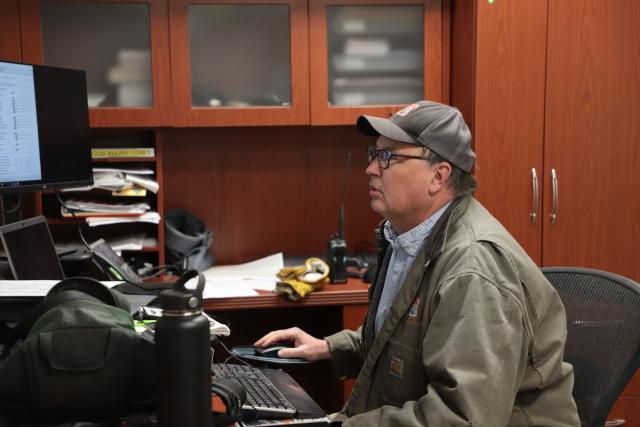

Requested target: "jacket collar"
[{"left": 374, "top": 195, "right": 470, "bottom": 264}]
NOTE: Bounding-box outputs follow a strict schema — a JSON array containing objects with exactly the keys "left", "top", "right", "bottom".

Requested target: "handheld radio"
[{"left": 327, "top": 152, "right": 351, "bottom": 284}]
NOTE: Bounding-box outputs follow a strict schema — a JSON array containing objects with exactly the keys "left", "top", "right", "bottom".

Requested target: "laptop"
[{"left": 0, "top": 215, "right": 65, "bottom": 280}]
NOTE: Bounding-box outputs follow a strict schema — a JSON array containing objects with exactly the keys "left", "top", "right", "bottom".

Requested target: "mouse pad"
[{"left": 230, "top": 345, "right": 311, "bottom": 365}]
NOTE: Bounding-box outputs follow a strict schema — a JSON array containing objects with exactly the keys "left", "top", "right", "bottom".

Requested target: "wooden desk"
[{"left": 203, "top": 278, "right": 370, "bottom": 413}]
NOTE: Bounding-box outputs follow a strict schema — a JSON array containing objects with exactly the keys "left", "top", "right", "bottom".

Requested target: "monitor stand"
[{"left": 0, "top": 195, "right": 22, "bottom": 226}]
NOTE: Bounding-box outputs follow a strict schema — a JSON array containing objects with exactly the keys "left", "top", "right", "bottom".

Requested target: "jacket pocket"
[{"left": 380, "top": 339, "right": 425, "bottom": 406}]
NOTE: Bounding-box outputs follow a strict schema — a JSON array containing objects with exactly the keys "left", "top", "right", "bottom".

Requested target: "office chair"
[{"left": 541, "top": 267, "right": 640, "bottom": 427}]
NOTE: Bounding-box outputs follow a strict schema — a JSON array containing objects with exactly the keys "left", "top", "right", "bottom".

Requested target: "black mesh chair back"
[{"left": 541, "top": 267, "right": 640, "bottom": 427}]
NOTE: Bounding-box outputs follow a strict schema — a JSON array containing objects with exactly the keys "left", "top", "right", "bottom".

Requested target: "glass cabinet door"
[
  {"left": 309, "top": 0, "right": 445, "bottom": 125},
  {"left": 169, "top": 0, "right": 309, "bottom": 126},
  {"left": 19, "top": 0, "right": 171, "bottom": 127}
]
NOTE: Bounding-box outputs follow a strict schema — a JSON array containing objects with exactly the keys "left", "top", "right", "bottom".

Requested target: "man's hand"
[{"left": 254, "top": 327, "right": 331, "bottom": 361}]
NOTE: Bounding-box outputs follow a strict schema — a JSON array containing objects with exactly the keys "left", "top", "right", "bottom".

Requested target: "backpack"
[{"left": 0, "top": 277, "right": 156, "bottom": 422}]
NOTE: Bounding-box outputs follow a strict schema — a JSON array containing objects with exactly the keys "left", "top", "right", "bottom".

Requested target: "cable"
[
  {"left": 0, "top": 195, "right": 21, "bottom": 214},
  {"left": 218, "top": 339, "right": 253, "bottom": 367},
  {"left": 139, "top": 263, "right": 181, "bottom": 279},
  {"left": 55, "top": 191, "right": 91, "bottom": 250},
  {"left": 55, "top": 191, "right": 118, "bottom": 282}
]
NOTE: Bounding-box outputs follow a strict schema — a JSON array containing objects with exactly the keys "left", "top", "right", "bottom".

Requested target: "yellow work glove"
[{"left": 276, "top": 258, "right": 330, "bottom": 302}]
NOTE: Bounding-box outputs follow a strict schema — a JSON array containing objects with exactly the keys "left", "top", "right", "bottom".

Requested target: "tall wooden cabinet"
[
  {"left": 453, "top": 0, "right": 640, "bottom": 423},
  {"left": 456, "top": 0, "right": 640, "bottom": 292}
]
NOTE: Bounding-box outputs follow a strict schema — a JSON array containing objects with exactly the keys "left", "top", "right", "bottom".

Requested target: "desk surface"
[{"left": 203, "top": 278, "right": 369, "bottom": 311}]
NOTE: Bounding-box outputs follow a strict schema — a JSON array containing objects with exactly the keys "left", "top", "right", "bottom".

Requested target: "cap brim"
[{"left": 357, "top": 115, "right": 417, "bottom": 144}]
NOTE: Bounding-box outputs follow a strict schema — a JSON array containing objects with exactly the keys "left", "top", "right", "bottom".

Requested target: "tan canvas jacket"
[{"left": 325, "top": 196, "right": 580, "bottom": 426}]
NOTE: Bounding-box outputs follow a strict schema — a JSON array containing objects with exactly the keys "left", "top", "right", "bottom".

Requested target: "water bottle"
[{"left": 156, "top": 270, "right": 212, "bottom": 427}]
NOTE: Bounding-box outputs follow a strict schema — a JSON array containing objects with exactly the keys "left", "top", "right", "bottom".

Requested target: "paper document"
[
  {"left": 203, "top": 279, "right": 259, "bottom": 298},
  {"left": 63, "top": 200, "right": 150, "bottom": 214},
  {"left": 63, "top": 169, "right": 159, "bottom": 193},
  {"left": 93, "top": 167, "right": 154, "bottom": 175},
  {"left": 202, "top": 253, "right": 283, "bottom": 291},
  {"left": 104, "top": 233, "right": 157, "bottom": 254},
  {"left": 86, "top": 211, "right": 161, "bottom": 227},
  {"left": 0, "top": 280, "right": 121, "bottom": 297}
]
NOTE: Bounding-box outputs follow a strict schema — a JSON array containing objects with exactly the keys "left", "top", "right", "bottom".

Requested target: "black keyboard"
[{"left": 212, "top": 364, "right": 297, "bottom": 419}]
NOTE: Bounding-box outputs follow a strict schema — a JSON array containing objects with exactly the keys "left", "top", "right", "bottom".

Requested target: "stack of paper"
[
  {"left": 104, "top": 233, "right": 158, "bottom": 254},
  {"left": 108, "top": 49, "right": 152, "bottom": 107},
  {"left": 62, "top": 200, "right": 150, "bottom": 216},
  {"left": 201, "top": 253, "right": 284, "bottom": 294},
  {"left": 65, "top": 167, "right": 159, "bottom": 194},
  {"left": 86, "top": 211, "right": 161, "bottom": 227}
]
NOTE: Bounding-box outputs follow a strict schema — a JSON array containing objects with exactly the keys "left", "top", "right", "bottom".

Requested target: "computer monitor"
[
  {"left": 0, "top": 215, "right": 64, "bottom": 280},
  {"left": 0, "top": 60, "right": 93, "bottom": 194}
]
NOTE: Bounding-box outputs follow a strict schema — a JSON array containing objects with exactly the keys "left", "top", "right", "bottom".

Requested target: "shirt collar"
[{"left": 383, "top": 201, "right": 452, "bottom": 256}]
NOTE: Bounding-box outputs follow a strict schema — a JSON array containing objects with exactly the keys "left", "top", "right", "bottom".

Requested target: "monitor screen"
[{"left": 0, "top": 60, "right": 93, "bottom": 193}]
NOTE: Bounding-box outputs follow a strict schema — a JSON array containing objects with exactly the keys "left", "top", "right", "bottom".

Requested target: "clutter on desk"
[
  {"left": 134, "top": 306, "right": 230, "bottom": 337},
  {"left": 0, "top": 277, "right": 156, "bottom": 420},
  {"left": 202, "top": 253, "right": 283, "bottom": 292},
  {"left": 165, "top": 208, "right": 214, "bottom": 273},
  {"left": 275, "top": 258, "right": 329, "bottom": 302}
]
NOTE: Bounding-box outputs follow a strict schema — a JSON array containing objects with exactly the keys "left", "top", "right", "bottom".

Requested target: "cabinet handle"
[
  {"left": 530, "top": 168, "right": 538, "bottom": 224},
  {"left": 550, "top": 168, "right": 558, "bottom": 224}
]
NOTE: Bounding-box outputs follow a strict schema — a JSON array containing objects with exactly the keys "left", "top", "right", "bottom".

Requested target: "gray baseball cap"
[{"left": 357, "top": 100, "right": 476, "bottom": 172}]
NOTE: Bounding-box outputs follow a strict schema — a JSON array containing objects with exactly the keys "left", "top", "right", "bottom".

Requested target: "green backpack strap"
[{"left": 0, "top": 277, "right": 127, "bottom": 359}]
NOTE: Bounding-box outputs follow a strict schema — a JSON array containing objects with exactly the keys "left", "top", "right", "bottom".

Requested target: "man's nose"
[{"left": 365, "top": 159, "right": 380, "bottom": 176}]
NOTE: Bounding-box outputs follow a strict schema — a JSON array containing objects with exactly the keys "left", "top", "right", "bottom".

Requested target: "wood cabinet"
[
  {"left": 14, "top": 0, "right": 447, "bottom": 127},
  {"left": 458, "top": 0, "right": 640, "bottom": 285},
  {"left": 0, "top": 0, "right": 22, "bottom": 62},
  {"left": 309, "top": 0, "right": 446, "bottom": 125},
  {"left": 453, "top": 0, "right": 640, "bottom": 422},
  {"left": 168, "top": 0, "right": 310, "bottom": 126},
  {"left": 18, "top": 0, "right": 172, "bottom": 127}
]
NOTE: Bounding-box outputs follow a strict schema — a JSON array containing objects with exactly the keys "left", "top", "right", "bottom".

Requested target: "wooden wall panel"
[
  {"left": 0, "top": 0, "right": 22, "bottom": 61},
  {"left": 162, "top": 126, "right": 381, "bottom": 264},
  {"left": 471, "top": 0, "right": 547, "bottom": 264},
  {"left": 543, "top": 0, "right": 640, "bottom": 281}
]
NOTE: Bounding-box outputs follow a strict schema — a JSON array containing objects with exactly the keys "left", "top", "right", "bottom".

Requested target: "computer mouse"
[{"left": 254, "top": 342, "right": 294, "bottom": 358}]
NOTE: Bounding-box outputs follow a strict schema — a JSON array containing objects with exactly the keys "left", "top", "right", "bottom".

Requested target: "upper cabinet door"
[
  {"left": 19, "top": 0, "right": 172, "bottom": 127},
  {"left": 0, "top": 1, "right": 22, "bottom": 61},
  {"left": 309, "top": 0, "right": 445, "bottom": 125},
  {"left": 169, "top": 0, "right": 309, "bottom": 126}
]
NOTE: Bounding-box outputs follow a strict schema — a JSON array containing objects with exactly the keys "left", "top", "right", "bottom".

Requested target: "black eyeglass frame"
[{"left": 367, "top": 145, "right": 426, "bottom": 169}]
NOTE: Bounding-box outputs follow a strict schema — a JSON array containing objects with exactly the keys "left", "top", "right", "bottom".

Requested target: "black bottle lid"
[
  {"left": 159, "top": 270, "right": 205, "bottom": 313},
  {"left": 159, "top": 288, "right": 201, "bottom": 312}
]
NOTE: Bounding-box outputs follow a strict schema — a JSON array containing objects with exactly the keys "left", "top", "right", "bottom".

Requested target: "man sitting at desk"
[{"left": 256, "top": 101, "right": 579, "bottom": 426}]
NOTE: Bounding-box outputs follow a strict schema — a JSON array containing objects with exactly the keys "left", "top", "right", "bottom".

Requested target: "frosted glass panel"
[
  {"left": 188, "top": 5, "right": 291, "bottom": 107},
  {"left": 327, "top": 5, "right": 424, "bottom": 106},
  {"left": 40, "top": 2, "right": 152, "bottom": 108}
]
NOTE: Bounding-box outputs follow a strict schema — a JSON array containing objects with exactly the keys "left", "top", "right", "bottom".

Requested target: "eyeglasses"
[{"left": 367, "top": 146, "right": 425, "bottom": 169}]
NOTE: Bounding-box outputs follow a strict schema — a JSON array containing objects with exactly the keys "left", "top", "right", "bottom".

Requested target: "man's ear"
[{"left": 431, "top": 162, "right": 452, "bottom": 192}]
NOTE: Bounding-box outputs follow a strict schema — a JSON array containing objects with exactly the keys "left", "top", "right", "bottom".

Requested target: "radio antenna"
[{"left": 338, "top": 152, "right": 352, "bottom": 240}]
